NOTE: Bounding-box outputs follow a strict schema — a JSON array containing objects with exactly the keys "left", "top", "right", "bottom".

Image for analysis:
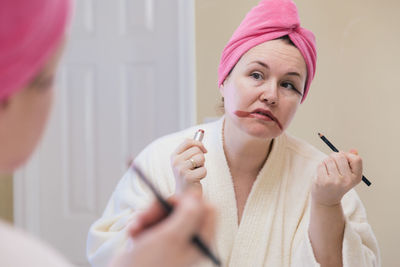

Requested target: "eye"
[
  {"left": 250, "top": 72, "right": 263, "bottom": 81},
  {"left": 281, "top": 81, "right": 302, "bottom": 95}
]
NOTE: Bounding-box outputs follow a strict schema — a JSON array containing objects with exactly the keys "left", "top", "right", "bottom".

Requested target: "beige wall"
[
  {"left": 196, "top": 0, "right": 399, "bottom": 266},
  {"left": 0, "top": 0, "right": 398, "bottom": 264},
  {"left": 0, "top": 174, "right": 13, "bottom": 223},
  {"left": 195, "top": 0, "right": 260, "bottom": 121}
]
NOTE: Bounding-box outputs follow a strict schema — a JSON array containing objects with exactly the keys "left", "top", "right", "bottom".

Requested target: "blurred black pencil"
[{"left": 131, "top": 165, "right": 221, "bottom": 266}]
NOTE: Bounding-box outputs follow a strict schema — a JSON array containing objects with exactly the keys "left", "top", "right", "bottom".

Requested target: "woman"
[
  {"left": 0, "top": 0, "right": 214, "bottom": 266},
  {"left": 87, "top": 0, "right": 380, "bottom": 266}
]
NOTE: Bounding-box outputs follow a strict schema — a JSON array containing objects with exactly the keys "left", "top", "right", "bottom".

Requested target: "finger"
[
  {"left": 185, "top": 167, "right": 207, "bottom": 183},
  {"left": 186, "top": 158, "right": 198, "bottom": 171},
  {"left": 177, "top": 156, "right": 206, "bottom": 175},
  {"left": 324, "top": 155, "right": 340, "bottom": 177},
  {"left": 349, "top": 149, "right": 358, "bottom": 155},
  {"left": 161, "top": 192, "right": 205, "bottom": 240},
  {"left": 174, "top": 139, "right": 207, "bottom": 155},
  {"left": 180, "top": 146, "right": 205, "bottom": 162},
  {"left": 345, "top": 152, "right": 363, "bottom": 176},
  {"left": 129, "top": 197, "right": 178, "bottom": 237},
  {"left": 175, "top": 159, "right": 204, "bottom": 177},
  {"left": 185, "top": 153, "right": 205, "bottom": 169},
  {"left": 128, "top": 203, "right": 165, "bottom": 237},
  {"left": 332, "top": 152, "right": 352, "bottom": 177},
  {"left": 317, "top": 162, "right": 328, "bottom": 178}
]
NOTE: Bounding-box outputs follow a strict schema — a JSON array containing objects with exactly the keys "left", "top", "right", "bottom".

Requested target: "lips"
[{"left": 234, "top": 109, "right": 282, "bottom": 130}]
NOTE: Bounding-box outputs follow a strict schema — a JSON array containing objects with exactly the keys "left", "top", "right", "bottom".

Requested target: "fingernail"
[{"left": 350, "top": 149, "right": 358, "bottom": 155}]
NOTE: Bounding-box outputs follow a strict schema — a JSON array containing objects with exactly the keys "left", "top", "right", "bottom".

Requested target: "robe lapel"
[
  {"left": 199, "top": 118, "right": 289, "bottom": 267},
  {"left": 228, "top": 134, "right": 287, "bottom": 267},
  {"left": 200, "top": 118, "right": 239, "bottom": 267}
]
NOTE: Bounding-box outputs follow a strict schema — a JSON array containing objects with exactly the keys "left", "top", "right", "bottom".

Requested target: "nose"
[{"left": 259, "top": 81, "right": 278, "bottom": 105}]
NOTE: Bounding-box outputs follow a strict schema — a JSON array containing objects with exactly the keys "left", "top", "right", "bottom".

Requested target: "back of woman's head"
[
  {"left": 0, "top": 0, "right": 72, "bottom": 172},
  {"left": 0, "top": 0, "right": 72, "bottom": 101}
]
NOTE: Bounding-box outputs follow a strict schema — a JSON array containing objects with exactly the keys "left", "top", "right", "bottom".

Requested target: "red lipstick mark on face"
[
  {"left": 234, "top": 110, "right": 283, "bottom": 130},
  {"left": 234, "top": 110, "right": 251, "bottom": 117}
]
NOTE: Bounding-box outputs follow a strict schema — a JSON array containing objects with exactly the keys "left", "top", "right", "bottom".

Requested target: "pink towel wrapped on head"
[
  {"left": 0, "top": 0, "right": 72, "bottom": 101},
  {"left": 218, "top": 0, "right": 317, "bottom": 102}
]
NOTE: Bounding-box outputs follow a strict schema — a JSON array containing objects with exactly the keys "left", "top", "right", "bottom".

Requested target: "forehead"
[{"left": 239, "top": 39, "right": 307, "bottom": 74}]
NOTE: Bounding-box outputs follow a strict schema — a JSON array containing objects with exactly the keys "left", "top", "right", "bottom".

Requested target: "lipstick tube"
[{"left": 193, "top": 129, "right": 204, "bottom": 142}]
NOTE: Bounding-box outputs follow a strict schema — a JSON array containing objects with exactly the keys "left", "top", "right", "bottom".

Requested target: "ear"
[
  {"left": 219, "top": 75, "right": 230, "bottom": 98},
  {"left": 219, "top": 83, "right": 225, "bottom": 98}
]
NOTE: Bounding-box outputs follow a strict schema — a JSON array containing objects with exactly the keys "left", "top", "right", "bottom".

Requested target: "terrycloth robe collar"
[{"left": 201, "top": 117, "right": 289, "bottom": 267}]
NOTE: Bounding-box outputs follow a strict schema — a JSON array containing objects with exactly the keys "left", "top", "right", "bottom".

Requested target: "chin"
[{"left": 243, "top": 124, "right": 283, "bottom": 140}]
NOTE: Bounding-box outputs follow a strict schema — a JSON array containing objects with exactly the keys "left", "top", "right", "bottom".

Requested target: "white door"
[{"left": 14, "top": 0, "right": 195, "bottom": 266}]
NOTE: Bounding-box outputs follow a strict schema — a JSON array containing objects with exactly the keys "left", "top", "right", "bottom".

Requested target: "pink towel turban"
[
  {"left": 0, "top": 0, "right": 72, "bottom": 101},
  {"left": 218, "top": 0, "right": 317, "bottom": 102}
]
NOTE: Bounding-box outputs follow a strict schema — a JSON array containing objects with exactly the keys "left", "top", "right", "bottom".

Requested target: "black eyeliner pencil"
[
  {"left": 131, "top": 165, "right": 221, "bottom": 266},
  {"left": 318, "top": 133, "right": 371, "bottom": 186}
]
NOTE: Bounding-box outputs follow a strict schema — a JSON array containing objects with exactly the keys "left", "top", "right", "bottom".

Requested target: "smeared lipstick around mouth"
[{"left": 234, "top": 110, "right": 283, "bottom": 130}]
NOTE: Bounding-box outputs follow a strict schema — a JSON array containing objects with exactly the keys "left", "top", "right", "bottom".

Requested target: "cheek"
[
  {"left": 223, "top": 78, "right": 254, "bottom": 111},
  {"left": 224, "top": 92, "right": 237, "bottom": 112},
  {"left": 0, "top": 104, "right": 50, "bottom": 171},
  {"left": 280, "top": 100, "right": 300, "bottom": 128},
  {"left": 33, "top": 89, "right": 53, "bottom": 133},
  {"left": 221, "top": 83, "right": 239, "bottom": 112},
  {"left": 21, "top": 89, "right": 54, "bottom": 163},
  {"left": 0, "top": 88, "right": 54, "bottom": 171}
]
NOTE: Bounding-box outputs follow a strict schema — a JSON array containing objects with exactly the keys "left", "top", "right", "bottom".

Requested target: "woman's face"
[
  {"left": 220, "top": 39, "right": 307, "bottom": 140},
  {"left": 0, "top": 41, "right": 65, "bottom": 173}
]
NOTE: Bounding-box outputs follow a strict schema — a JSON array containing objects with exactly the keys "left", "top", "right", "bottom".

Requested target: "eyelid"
[
  {"left": 282, "top": 81, "right": 303, "bottom": 95},
  {"left": 250, "top": 70, "right": 264, "bottom": 79}
]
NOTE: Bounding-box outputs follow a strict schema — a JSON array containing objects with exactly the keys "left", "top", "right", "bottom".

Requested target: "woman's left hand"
[
  {"left": 312, "top": 150, "right": 363, "bottom": 206},
  {"left": 110, "top": 191, "right": 216, "bottom": 267}
]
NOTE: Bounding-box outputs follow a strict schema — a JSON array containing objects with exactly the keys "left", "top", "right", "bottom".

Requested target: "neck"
[{"left": 222, "top": 117, "right": 273, "bottom": 177}]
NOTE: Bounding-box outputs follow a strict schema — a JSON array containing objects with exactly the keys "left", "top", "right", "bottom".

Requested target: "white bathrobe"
[
  {"left": 0, "top": 220, "right": 73, "bottom": 267},
  {"left": 87, "top": 117, "right": 380, "bottom": 267}
]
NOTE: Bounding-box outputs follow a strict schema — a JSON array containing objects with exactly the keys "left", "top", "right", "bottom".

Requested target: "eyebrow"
[
  {"left": 249, "top": 61, "right": 302, "bottom": 78},
  {"left": 249, "top": 60, "right": 269, "bottom": 69},
  {"left": 286, "top": 72, "right": 301, "bottom": 78}
]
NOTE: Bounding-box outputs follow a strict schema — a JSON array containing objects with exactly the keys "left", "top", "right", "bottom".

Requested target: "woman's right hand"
[{"left": 171, "top": 139, "right": 208, "bottom": 193}]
